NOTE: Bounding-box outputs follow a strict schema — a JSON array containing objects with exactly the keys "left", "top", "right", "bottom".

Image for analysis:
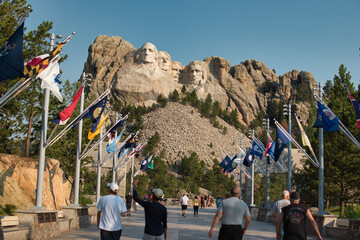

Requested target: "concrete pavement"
[{"left": 50, "top": 205, "right": 335, "bottom": 240}]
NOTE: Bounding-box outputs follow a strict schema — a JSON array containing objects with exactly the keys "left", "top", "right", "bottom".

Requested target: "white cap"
[{"left": 107, "top": 182, "right": 119, "bottom": 192}]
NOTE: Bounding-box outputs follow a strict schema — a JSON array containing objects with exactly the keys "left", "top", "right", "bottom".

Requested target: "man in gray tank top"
[{"left": 209, "top": 186, "right": 251, "bottom": 240}]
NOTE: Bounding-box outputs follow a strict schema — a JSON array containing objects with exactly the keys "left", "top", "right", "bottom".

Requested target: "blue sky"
[{"left": 26, "top": 0, "right": 360, "bottom": 87}]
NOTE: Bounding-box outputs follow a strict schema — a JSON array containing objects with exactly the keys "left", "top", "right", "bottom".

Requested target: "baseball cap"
[
  {"left": 290, "top": 192, "right": 300, "bottom": 200},
  {"left": 152, "top": 188, "right": 164, "bottom": 198},
  {"left": 107, "top": 182, "right": 119, "bottom": 192}
]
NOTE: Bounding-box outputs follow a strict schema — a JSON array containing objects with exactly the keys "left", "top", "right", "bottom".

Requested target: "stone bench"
[{"left": 1, "top": 216, "right": 30, "bottom": 240}]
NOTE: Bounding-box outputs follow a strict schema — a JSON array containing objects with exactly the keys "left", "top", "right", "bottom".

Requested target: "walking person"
[
  {"left": 97, "top": 182, "right": 127, "bottom": 240},
  {"left": 276, "top": 192, "right": 322, "bottom": 240},
  {"left": 180, "top": 193, "right": 189, "bottom": 217},
  {"left": 132, "top": 180, "right": 167, "bottom": 240},
  {"left": 209, "top": 186, "right": 251, "bottom": 240},
  {"left": 125, "top": 192, "right": 133, "bottom": 216},
  {"left": 193, "top": 196, "right": 199, "bottom": 217},
  {"left": 271, "top": 190, "right": 290, "bottom": 240}
]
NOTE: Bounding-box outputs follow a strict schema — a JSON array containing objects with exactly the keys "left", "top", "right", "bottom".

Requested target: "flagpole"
[
  {"left": 316, "top": 82, "right": 325, "bottom": 214},
  {"left": 72, "top": 73, "right": 86, "bottom": 207},
  {"left": 239, "top": 136, "right": 243, "bottom": 200},
  {"left": 112, "top": 113, "right": 119, "bottom": 182},
  {"left": 95, "top": 126, "right": 103, "bottom": 204},
  {"left": 130, "top": 155, "right": 135, "bottom": 196},
  {"left": 263, "top": 117, "right": 270, "bottom": 208},
  {"left": 248, "top": 129, "right": 255, "bottom": 206},
  {"left": 32, "top": 33, "right": 56, "bottom": 210},
  {"left": 283, "top": 103, "right": 292, "bottom": 191}
]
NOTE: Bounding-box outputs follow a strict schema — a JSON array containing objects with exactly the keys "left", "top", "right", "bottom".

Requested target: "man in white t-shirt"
[
  {"left": 97, "top": 182, "right": 127, "bottom": 240},
  {"left": 180, "top": 194, "right": 189, "bottom": 217}
]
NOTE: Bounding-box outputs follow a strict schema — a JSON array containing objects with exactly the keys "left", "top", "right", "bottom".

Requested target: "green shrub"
[
  {"left": 343, "top": 205, "right": 360, "bottom": 219},
  {"left": 79, "top": 194, "right": 92, "bottom": 206},
  {"left": 4, "top": 204, "right": 16, "bottom": 215}
]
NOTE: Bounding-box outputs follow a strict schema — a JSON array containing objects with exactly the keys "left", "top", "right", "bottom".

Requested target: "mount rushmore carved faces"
[{"left": 139, "top": 42, "right": 158, "bottom": 64}]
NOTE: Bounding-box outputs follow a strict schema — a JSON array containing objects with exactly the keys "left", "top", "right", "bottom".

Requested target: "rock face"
[
  {"left": 139, "top": 102, "right": 251, "bottom": 167},
  {"left": 83, "top": 35, "right": 316, "bottom": 125},
  {"left": 0, "top": 154, "right": 72, "bottom": 210}
]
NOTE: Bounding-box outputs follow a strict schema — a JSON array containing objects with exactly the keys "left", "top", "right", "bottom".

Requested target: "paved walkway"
[{"left": 50, "top": 205, "right": 335, "bottom": 240}]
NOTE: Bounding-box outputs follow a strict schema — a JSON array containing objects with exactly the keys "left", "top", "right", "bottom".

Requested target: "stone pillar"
[
  {"left": 61, "top": 206, "right": 90, "bottom": 229},
  {"left": 16, "top": 209, "right": 60, "bottom": 239},
  {"left": 249, "top": 206, "right": 259, "bottom": 220},
  {"left": 87, "top": 204, "right": 98, "bottom": 224},
  {"left": 311, "top": 214, "right": 338, "bottom": 236},
  {"left": 256, "top": 207, "right": 272, "bottom": 222}
]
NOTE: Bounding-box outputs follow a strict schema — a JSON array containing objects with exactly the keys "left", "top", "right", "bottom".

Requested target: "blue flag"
[
  {"left": 106, "top": 131, "right": 123, "bottom": 153},
  {"left": 0, "top": 22, "right": 25, "bottom": 81},
  {"left": 140, "top": 156, "right": 149, "bottom": 170},
  {"left": 267, "top": 141, "right": 275, "bottom": 160},
  {"left": 243, "top": 148, "right": 254, "bottom": 167},
  {"left": 274, "top": 127, "right": 291, "bottom": 162},
  {"left": 89, "top": 96, "right": 108, "bottom": 133},
  {"left": 70, "top": 95, "right": 108, "bottom": 129},
  {"left": 313, "top": 101, "right": 339, "bottom": 132},
  {"left": 219, "top": 155, "right": 237, "bottom": 173},
  {"left": 251, "top": 140, "right": 264, "bottom": 158},
  {"left": 118, "top": 135, "right": 137, "bottom": 159}
]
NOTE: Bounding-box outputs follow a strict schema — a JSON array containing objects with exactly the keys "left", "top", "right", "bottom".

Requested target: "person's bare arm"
[
  {"left": 209, "top": 211, "right": 222, "bottom": 238},
  {"left": 276, "top": 212, "right": 283, "bottom": 240},
  {"left": 97, "top": 211, "right": 102, "bottom": 229},
  {"left": 243, "top": 215, "right": 251, "bottom": 232},
  {"left": 306, "top": 209, "right": 322, "bottom": 240},
  {"left": 163, "top": 228, "right": 167, "bottom": 240}
]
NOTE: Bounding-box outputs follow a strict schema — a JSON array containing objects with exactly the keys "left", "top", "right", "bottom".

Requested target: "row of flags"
[{"left": 219, "top": 95, "right": 360, "bottom": 177}]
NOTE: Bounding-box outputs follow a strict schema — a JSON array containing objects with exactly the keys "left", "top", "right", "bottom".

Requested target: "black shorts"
[
  {"left": 181, "top": 205, "right": 187, "bottom": 210},
  {"left": 218, "top": 225, "right": 244, "bottom": 240}
]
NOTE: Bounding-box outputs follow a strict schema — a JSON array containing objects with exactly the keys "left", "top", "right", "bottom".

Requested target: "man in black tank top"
[{"left": 276, "top": 192, "right": 323, "bottom": 240}]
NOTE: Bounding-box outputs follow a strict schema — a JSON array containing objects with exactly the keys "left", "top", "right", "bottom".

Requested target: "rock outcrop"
[
  {"left": 0, "top": 154, "right": 72, "bottom": 210},
  {"left": 83, "top": 35, "right": 316, "bottom": 126}
]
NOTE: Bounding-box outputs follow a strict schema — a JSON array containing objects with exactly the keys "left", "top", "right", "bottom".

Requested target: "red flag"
[
  {"left": 51, "top": 86, "right": 84, "bottom": 125},
  {"left": 349, "top": 94, "right": 360, "bottom": 129}
]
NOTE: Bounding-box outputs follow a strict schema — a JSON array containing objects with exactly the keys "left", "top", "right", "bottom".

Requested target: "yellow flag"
[{"left": 88, "top": 113, "right": 109, "bottom": 140}]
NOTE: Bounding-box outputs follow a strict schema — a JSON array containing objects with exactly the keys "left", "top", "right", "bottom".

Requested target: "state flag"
[
  {"left": 243, "top": 148, "right": 254, "bottom": 167},
  {"left": 349, "top": 93, "right": 360, "bottom": 129},
  {"left": 140, "top": 156, "right": 149, "bottom": 170},
  {"left": 313, "top": 100, "right": 339, "bottom": 132},
  {"left": 51, "top": 86, "right": 84, "bottom": 125},
  {"left": 0, "top": 22, "right": 25, "bottom": 81},
  {"left": 88, "top": 113, "right": 109, "bottom": 140},
  {"left": 38, "top": 59, "right": 63, "bottom": 102},
  {"left": 251, "top": 140, "right": 264, "bottom": 158},
  {"left": 274, "top": 127, "right": 292, "bottom": 162}
]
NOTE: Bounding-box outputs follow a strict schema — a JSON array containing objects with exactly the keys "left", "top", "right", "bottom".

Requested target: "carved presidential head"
[{"left": 139, "top": 42, "right": 158, "bottom": 64}]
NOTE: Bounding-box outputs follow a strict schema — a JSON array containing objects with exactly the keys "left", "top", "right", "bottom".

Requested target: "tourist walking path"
[{"left": 50, "top": 205, "right": 335, "bottom": 240}]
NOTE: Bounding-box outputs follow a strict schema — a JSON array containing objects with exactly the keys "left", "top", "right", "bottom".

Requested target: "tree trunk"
[{"left": 25, "top": 110, "right": 34, "bottom": 158}]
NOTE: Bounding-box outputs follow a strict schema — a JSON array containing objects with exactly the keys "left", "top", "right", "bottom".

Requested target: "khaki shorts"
[{"left": 142, "top": 233, "right": 165, "bottom": 240}]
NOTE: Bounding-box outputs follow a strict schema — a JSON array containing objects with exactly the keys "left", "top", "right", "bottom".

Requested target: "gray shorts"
[{"left": 142, "top": 233, "right": 165, "bottom": 240}]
